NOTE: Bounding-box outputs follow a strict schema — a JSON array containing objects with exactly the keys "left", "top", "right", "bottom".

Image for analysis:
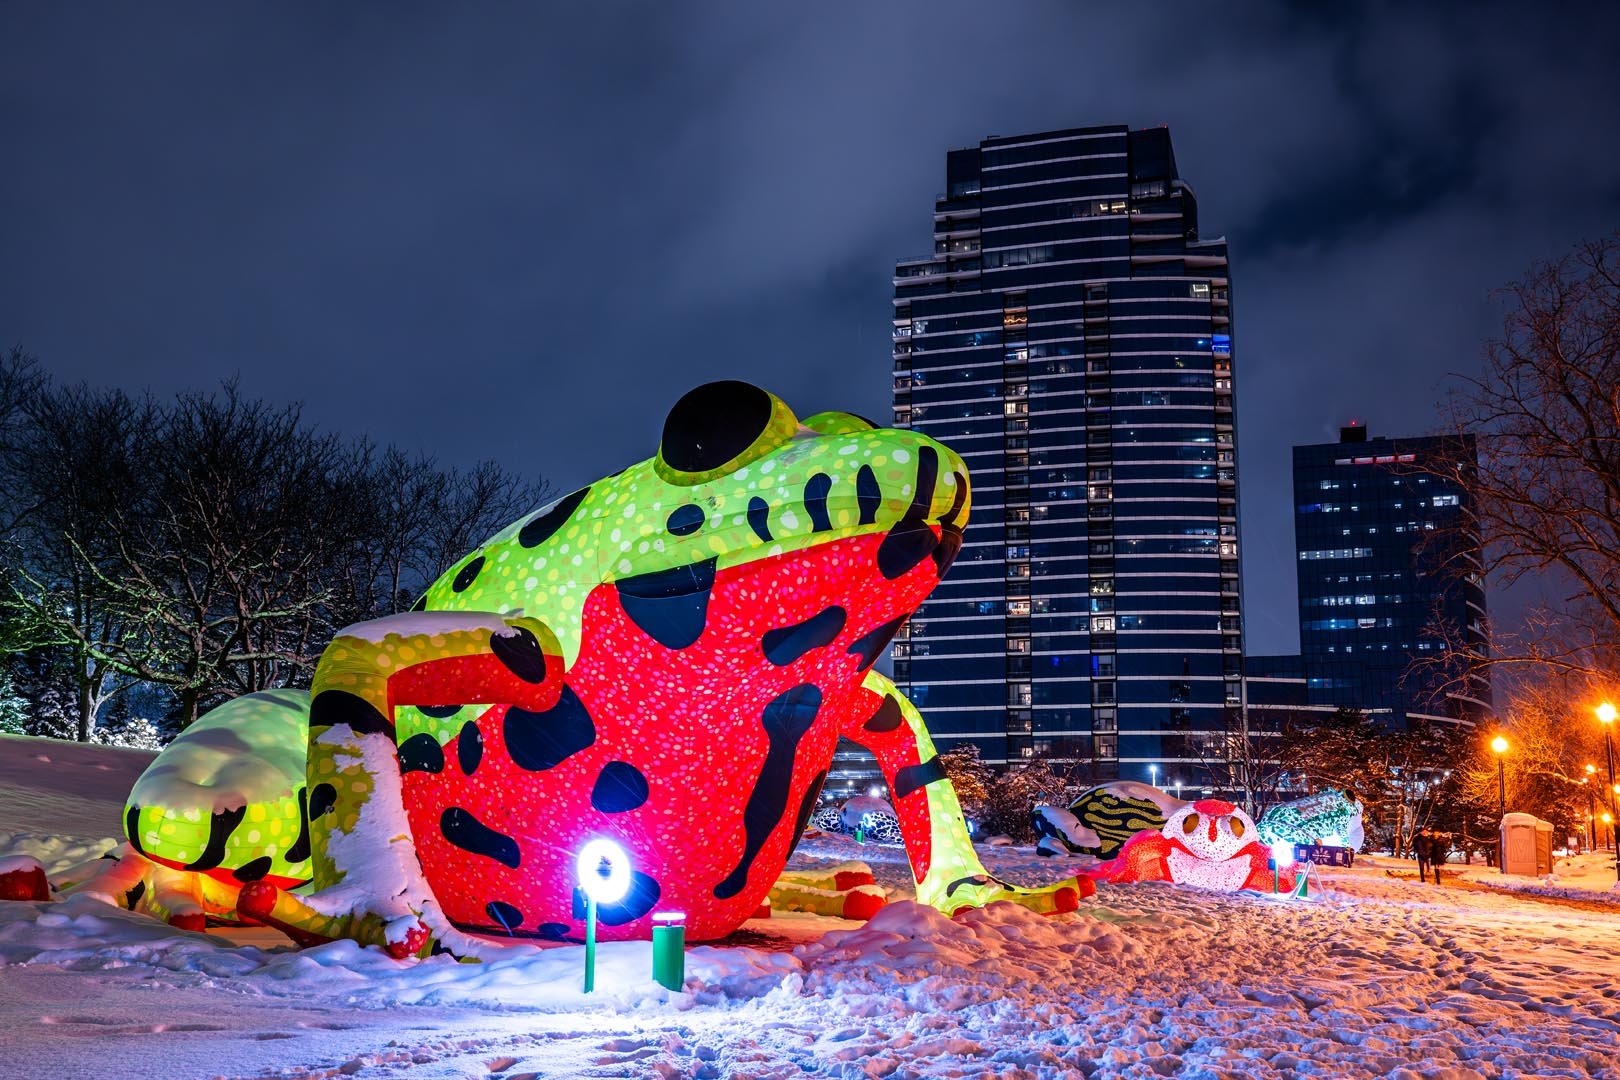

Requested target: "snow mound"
[{"left": 0, "top": 831, "right": 119, "bottom": 875}]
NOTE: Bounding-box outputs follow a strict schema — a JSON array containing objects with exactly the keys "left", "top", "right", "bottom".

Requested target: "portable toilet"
[
  {"left": 1534, "top": 818, "right": 1554, "bottom": 874},
  {"left": 1500, "top": 813, "right": 1555, "bottom": 875}
]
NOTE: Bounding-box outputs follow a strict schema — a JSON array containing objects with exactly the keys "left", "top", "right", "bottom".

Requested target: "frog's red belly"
[{"left": 400, "top": 532, "right": 932, "bottom": 942}]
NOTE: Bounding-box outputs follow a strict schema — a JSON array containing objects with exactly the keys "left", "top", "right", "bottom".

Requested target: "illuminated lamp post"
[
  {"left": 1491, "top": 736, "right": 1508, "bottom": 874},
  {"left": 1600, "top": 702, "right": 1618, "bottom": 880},
  {"left": 1148, "top": 763, "right": 1158, "bottom": 790},
  {"left": 1585, "top": 765, "right": 1598, "bottom": 849},
  {"left": 576, "top": 838, "right": 630, "bottom": 993},
  {"left": 1269, "top": 840, "right": 1293, "bottom": 895}
]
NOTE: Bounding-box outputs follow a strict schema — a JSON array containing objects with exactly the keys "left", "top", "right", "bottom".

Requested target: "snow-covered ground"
[
  {"left": 3, "top": 743, "right": 1619, "bottom": 1079},
  {"left": 0, "top": 732, "right": 154, "bottom": 836},
  {"left": 1354, "top": 849, "right": 1620, "bottom": 907},
  {"left": 1457, "top": 850, "right": 1620, "bottom": 905}
]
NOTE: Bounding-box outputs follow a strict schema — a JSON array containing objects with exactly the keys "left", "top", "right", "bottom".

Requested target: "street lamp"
[
  {"left": 1585, "top": 765, "right": 1598, "bottom": 849},
  {"left": 1491, "top": 736, "right": 1508, "bottom": 873},
  {"left": 1149, "top": 763, "right": 1158, "bottom": 790},
  {"left": 1600, "top": 702, "right": 1617, "bottom": 880}
]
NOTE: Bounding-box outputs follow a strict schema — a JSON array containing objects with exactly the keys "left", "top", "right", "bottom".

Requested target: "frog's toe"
[
  {"left": 0, "top": 858, "right": 51, "bottom": 901},
  {"left": 148, "top": 865, "right": 209, "bottom": 932},
  {"left": 384, "top": 917, "right": 432, "bottom": 960},
  {"left": 942, "top": 874, "right": 1093, "bottom": 918}
]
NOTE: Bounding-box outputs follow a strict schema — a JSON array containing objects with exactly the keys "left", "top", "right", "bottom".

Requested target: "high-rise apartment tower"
[
  {"left": 890, "top": 124, "right": 1239, "bottom": 783},
  {"left": 1293, "top": 425, "right": 1488, "bottom": 726}
]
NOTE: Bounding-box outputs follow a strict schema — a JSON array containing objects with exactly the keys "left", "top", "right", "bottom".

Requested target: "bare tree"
[
  {"left": 1279, "top": 707, "right": 1468, "bottom": 856},
  {"left": 4, "top": 374, "right": 549, "bottom": 733},
  {"left": 1454, "top": 670, "right": 1606, "bottom": 835},
  {"left": 1427, "top": 234, "right": 1620, "bottom": 686},
  {"left": 347, "top": 450, "right": 550, "bottom": 616},
  {"left": 1191, "top": 709, "right": 1291, "bottom": 818},
  {"left": 1, "top": 381, "right": 156, "bottom": 739}
]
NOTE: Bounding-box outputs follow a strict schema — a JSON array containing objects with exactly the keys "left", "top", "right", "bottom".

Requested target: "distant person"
[
  {"left": 1415, "top": 829, "right": 1431, "bottom": 883},
  {"left": 1427, "top": 832, "right": 1447, "bottom": 885}
]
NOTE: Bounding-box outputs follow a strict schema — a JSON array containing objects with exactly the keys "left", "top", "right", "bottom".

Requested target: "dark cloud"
[{"left": 4, "top": 3, "right": 1618, "bottom": 654}]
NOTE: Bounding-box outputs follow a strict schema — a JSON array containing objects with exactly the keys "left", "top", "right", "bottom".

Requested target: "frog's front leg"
[
  {"left": 840, "top": 670, "right": 1091, "bottom": 916},
  {"left": 237, "top": 611, "right": 566, "bottom": 959}
]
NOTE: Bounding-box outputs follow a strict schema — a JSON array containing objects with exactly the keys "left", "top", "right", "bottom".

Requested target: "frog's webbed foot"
[
  {"left": 236, "top": 882, "right": 432, "bottom": 957},
  {"left": 236, "top": 883, "right": 490, "bottom": 959},
  {"left": 934, "top": 872, "right": 1092, "bottom": 918},
  {"left": 15, "top": 847, "right": 251, "bottom": 933},
  {"left": 6, "top": 847, "right": 164, "bottom": 914},
  {"left": 840, "top": 672, "right": 1093, "bottom": 921},
  {"left": 768, "top": 863, "right": 887, "bottom": 921}
]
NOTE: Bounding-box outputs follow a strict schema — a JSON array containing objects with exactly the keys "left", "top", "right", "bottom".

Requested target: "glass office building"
[
  {"left": 1293, "top": 425, "right": 1488, "bottom": 726},
  {"left": 890, "top": 124, "right": 1240, "bottom": 781}
]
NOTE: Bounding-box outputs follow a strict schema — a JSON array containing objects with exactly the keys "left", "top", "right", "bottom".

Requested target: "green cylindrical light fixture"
[{"left": 651, "top": 911, "right": 686, "bottom": 991}]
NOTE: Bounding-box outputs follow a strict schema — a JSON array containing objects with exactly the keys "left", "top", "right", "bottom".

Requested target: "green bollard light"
[{"left": 651, "top": 911, "right": 686, "bottom": 991}]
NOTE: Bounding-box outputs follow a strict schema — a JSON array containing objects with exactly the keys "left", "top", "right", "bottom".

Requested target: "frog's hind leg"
[
  {"left": 236, "top": 879, "right": 432, "bottom": 955},
  {"left": 840, "top": 671, "right": 1092, "bottom": 916}
]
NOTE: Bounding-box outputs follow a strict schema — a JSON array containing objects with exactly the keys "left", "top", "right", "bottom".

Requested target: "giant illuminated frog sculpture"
[{"left": 24, "top": 381, "right": 1085, "bottom": 955}]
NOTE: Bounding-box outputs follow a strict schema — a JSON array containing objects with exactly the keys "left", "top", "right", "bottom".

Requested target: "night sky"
[{"left": 4, "top": 4, "right": 1618, "bottom": 655}]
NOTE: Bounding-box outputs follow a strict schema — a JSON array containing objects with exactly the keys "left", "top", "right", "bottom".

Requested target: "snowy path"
[{"left": 1, "top": 830, "right": 1617, "bottom": 1079}]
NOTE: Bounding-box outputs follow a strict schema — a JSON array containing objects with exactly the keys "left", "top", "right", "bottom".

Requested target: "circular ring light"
[{"left": 576, "top": 838, "right": 631, "bottom": 904}]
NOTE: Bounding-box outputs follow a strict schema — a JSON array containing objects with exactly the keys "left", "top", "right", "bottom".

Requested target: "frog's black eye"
[{"left": 655, "top": 380, "right": 798, "bottom": 485}]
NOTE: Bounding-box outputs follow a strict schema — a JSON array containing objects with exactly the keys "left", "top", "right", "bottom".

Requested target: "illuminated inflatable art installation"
[
  {"left": 1067, "top": 780, "right": 1188, "bottom": 857},
  {"left": 8, "top": 381, "right": 1087, "bottom": 955},
  {"left": 1257, "top": 789, "right": 1365, "bottom": 852},
  {"left": 1085, "top": 799, "right": 1293, "bottom": 892}
]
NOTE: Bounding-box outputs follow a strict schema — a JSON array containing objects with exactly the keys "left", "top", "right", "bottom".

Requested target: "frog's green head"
[{"left": 425, "top": 381, "right": 969, "bottom": 663}]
